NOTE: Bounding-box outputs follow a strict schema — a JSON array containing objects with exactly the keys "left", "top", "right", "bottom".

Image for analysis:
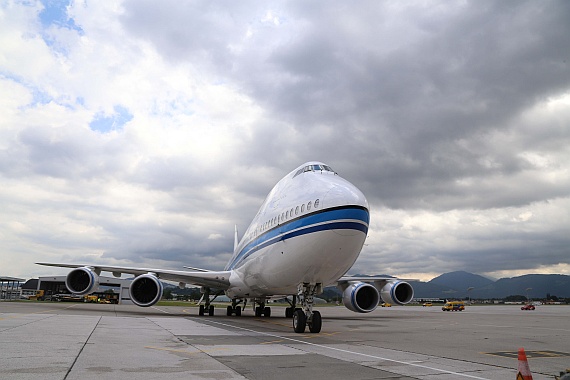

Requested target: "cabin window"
[
  {"left": 293, "top": 168, "right": 304, "bottom": 178},
  {"left": 285, "top": 210, "right": 289, "bottom": 219},
  {"left": 295, "top": 206, "right": 299, "bottom": 215},
  {"left": 314, "top": 199, "right": 320, "bottom": 208},
  {"left": 307, "top": 201, "right": 312, "bottom": 211},
  {"left": 301, "top": 204, "right": 305, "bottom": 213}
]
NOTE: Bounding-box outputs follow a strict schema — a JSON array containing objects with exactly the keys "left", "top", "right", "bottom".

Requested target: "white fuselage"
[{"left": 224, "top": 162, "right": 369, "bottom": 299}]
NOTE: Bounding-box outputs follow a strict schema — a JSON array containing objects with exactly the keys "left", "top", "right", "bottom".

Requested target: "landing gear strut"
[
  {"left": 198, "top": 287, "right": 215, "bottom": 316},
  {"left": 253, "top": 299, "right": 271, "bottom": 317},
  {"left": 285, "top": 295, "right": 298, "bottom": 318},
  {"left": 226, "top": 299, "right": 242, "bottom": 316},
  {"left": 293, "top": 283, "right": 322, "bottom": 333}
]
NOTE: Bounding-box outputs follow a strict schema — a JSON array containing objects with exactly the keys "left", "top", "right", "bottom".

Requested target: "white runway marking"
[
  {"left": 202, "top": 318, "right": 492, "bottom": 380},
  {"left": 150, "top": 316, "right": 241, "bottom": 336},
  {"left": 151, "top": 306, "right": 172, "bottom": 314}
]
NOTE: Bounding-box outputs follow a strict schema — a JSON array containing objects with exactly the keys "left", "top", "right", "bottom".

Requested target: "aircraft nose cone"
[
  {"left": 322, "top": 178, "right": 369, "bottom": 211},
  {"left": 321, "top": 178, "right": 369, "bottom": 237}
]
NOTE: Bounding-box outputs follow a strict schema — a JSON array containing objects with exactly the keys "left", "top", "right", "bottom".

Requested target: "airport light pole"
[
  {"left": 526, "top": 287, "right": 532, "bottom": 303},
  {"left": 467, "top": 287, "right": 474, "bottom": 304}
]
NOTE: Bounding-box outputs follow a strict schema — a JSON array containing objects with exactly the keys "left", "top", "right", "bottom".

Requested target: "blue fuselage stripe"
[{"left": 227, "top": 206, "right": 369, "bottom": 270}]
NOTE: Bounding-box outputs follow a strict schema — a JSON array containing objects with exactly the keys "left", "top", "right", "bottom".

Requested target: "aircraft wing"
[
  {"left": 36, "top": 262, "right": 231, "bottom": 289},
  {"left": 339, "top": 275, "right": 394, "bottom": 286},
  {"left": 338, "top": 275, "right": 418, "bottom": 284}
]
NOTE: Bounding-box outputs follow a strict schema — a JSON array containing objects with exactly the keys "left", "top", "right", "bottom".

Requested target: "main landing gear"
[
  {"left": 253, "top": 299, "right": 271, "bottom": 317},
  {"left": 292, "top": 283, "right": 322, "bottom": 333},
  {"left": 198, "top": 287, "right": 215, "bottom": 316},
  {"left": 226, "top": 299, "right": 242, "bottom": 316},
  {"left": 285, "top": 295, "right": 298, "bottom": 318},
  {"left": 197, "top": 285, "right": 323, "bottom": 334}
]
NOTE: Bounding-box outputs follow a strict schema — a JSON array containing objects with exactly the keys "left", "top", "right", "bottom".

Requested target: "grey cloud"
[
  {"left": 17, "top": 124, "right": 135, "bottom": 180},
  {"left": 4, "top": 0, "right": 569, "bottom": 278},
  {"left": 80, "top": 1, "right": 570, "bottom": 276}
]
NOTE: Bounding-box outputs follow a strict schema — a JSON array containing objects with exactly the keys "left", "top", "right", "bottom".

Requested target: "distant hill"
[
  {"left": 430, "top": 271, "right": 494, "bottom": 290},
  {"left": 472, "top": 274, "right": 570, "bottom": 299},
  {"left": 412, "top": 272, "right": 570, "bottom": 299}
]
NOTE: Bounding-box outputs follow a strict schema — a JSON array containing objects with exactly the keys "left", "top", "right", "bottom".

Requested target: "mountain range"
[{"left": 409, "top": 271, "right": 570, "bottom": 299}]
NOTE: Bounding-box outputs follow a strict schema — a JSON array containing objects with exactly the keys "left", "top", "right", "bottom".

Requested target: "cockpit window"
[{"left": 293, "top": 164, "right": 335, "bottom": 178}]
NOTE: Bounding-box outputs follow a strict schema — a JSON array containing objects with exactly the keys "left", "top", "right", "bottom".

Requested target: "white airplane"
[{"left": 37, "top": 161, "right": 413, "bottom": 333}]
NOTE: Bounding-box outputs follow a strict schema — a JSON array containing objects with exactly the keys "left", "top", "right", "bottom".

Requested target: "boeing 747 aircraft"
[{"left": 37, "top": 161, "right": 413, "bottom": 333}]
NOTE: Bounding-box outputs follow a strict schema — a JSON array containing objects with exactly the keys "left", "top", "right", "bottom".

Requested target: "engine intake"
[
  {"left": 342, "top": 282, "right": 380, "bottom": 313},
  {"left": 380, "top": 280, "right": 414, "bottom": 305},
  {"left": 66, "top": 267, "right": 99, "bottom": 295},
  {"left": 129, "top": 274, "right": 163, "bottom": 307}
]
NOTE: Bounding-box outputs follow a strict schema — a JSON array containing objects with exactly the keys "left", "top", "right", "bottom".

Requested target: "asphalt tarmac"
[{"left": 1, "top": 301, "right": 568, "bottom": 379}]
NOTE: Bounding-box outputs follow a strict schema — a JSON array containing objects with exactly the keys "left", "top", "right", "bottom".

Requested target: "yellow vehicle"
[
  {"left": 84, "top": 295, "right": 98, "bottom": 303},
  {"left": 422, "top": 302, "right": 433, "bottom": 307},
  {"left": 380, "top": 302, "right": 392, "bottom": 307},
  {"left": 442, "top": 301, "right": 465, "bottom": 311},
  {"left": 28, "top": 290, "right": 45, "bottom": 301}
]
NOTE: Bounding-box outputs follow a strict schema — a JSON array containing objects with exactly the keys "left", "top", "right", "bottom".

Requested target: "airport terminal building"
[
  {"left": 22, "top": 275, "right": 134, "bottom": 304},
  {"left": 0, "top": 276, "right": 25, "bottom": 300}
]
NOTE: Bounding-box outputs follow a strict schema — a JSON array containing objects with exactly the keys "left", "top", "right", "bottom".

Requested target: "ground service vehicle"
[
  {"left": 84, "top": 295, "right": 98, "bottom": 303},
  {"left": 521, "top": 304, "right": 535, "bottom": 310},
  {"left": 28, "top": 290, "right": 45, "bottom": 301},
  {"left": 442, "top": 301, "right": 465, "bottom": 311},
  {"left": 51, "top": 294, "right": 84, "bottom": 302},
  {"left": 423, "top": 302, "right": 432, "bottom": 307}
]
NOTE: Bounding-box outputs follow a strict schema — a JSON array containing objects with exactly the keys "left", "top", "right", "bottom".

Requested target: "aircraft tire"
[
  {"left": 208, "top": 305, "right": 214, "bottom": 316},
  {"left": 227, "top": 306, "right": 233, "bottom": 316},
  {"left": 199, "top": 305, "right": 205, "bottom": 316},
  {"left": 293, "top": 310, "right": 306, "bottom": 333},
  {"left": 264, "top": 306, "right": 271, "bottom": 317},
  {"left": 235, "top": 306, "right": 242, "bottom": 316},
  {"left": 285, "top": 307, "right": 293, "bottom": 318},
  {"left": 308, "top": 311, "right": 322, "bottom": 333},
  {"left": 255, "top": 306, "right": 262, "bottom": 317}
]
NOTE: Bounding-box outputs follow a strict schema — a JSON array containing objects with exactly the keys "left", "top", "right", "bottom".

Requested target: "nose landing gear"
[{"left": 293, "top": 283, "right": 322, "bottom": 333}]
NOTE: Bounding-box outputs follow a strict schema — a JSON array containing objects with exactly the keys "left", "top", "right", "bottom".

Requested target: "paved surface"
[{"left": 1, "top": 302, "right": 569, "bottom": 379}]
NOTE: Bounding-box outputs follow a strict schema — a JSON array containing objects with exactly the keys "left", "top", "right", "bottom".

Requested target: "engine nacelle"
[
  {"left": 380, "top": 280, "right": 414, "bottom": 305},
  {"left": 65, "top": 267, "right": 99, "bottom": 296},
  {"left": 342, "top": 282, "right": 380, "bottom": 313},
  {"left": 129, "top": 274, "right": 163, "bottom": 307}
]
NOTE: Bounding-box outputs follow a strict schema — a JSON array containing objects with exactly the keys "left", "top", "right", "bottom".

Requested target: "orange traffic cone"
[{"left": 517, "top": 347, "right": 533, "bottom": 380}]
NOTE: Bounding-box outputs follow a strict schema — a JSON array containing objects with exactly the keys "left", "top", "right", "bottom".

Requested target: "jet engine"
[
  {"left": 380, "top": 280, "right": 414, "bottom": 305},
  {"left": 65, "top": 267, "right": 99, "bottom": 295},
  {"left": 342, "top": 282, "right": 380, "bottom": 313},
  {"left": 129, "top": 274, "right": 163, "bottom": 307}
]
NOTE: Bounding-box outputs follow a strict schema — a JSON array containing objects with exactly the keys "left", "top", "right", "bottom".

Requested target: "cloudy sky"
[{"left": 1, "top": 0, "right": 569, "bottom": 282}]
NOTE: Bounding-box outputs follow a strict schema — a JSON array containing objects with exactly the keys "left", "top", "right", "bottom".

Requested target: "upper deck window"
[{"left": 293, "top": 164, "right": 335, "bottom": 178}]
